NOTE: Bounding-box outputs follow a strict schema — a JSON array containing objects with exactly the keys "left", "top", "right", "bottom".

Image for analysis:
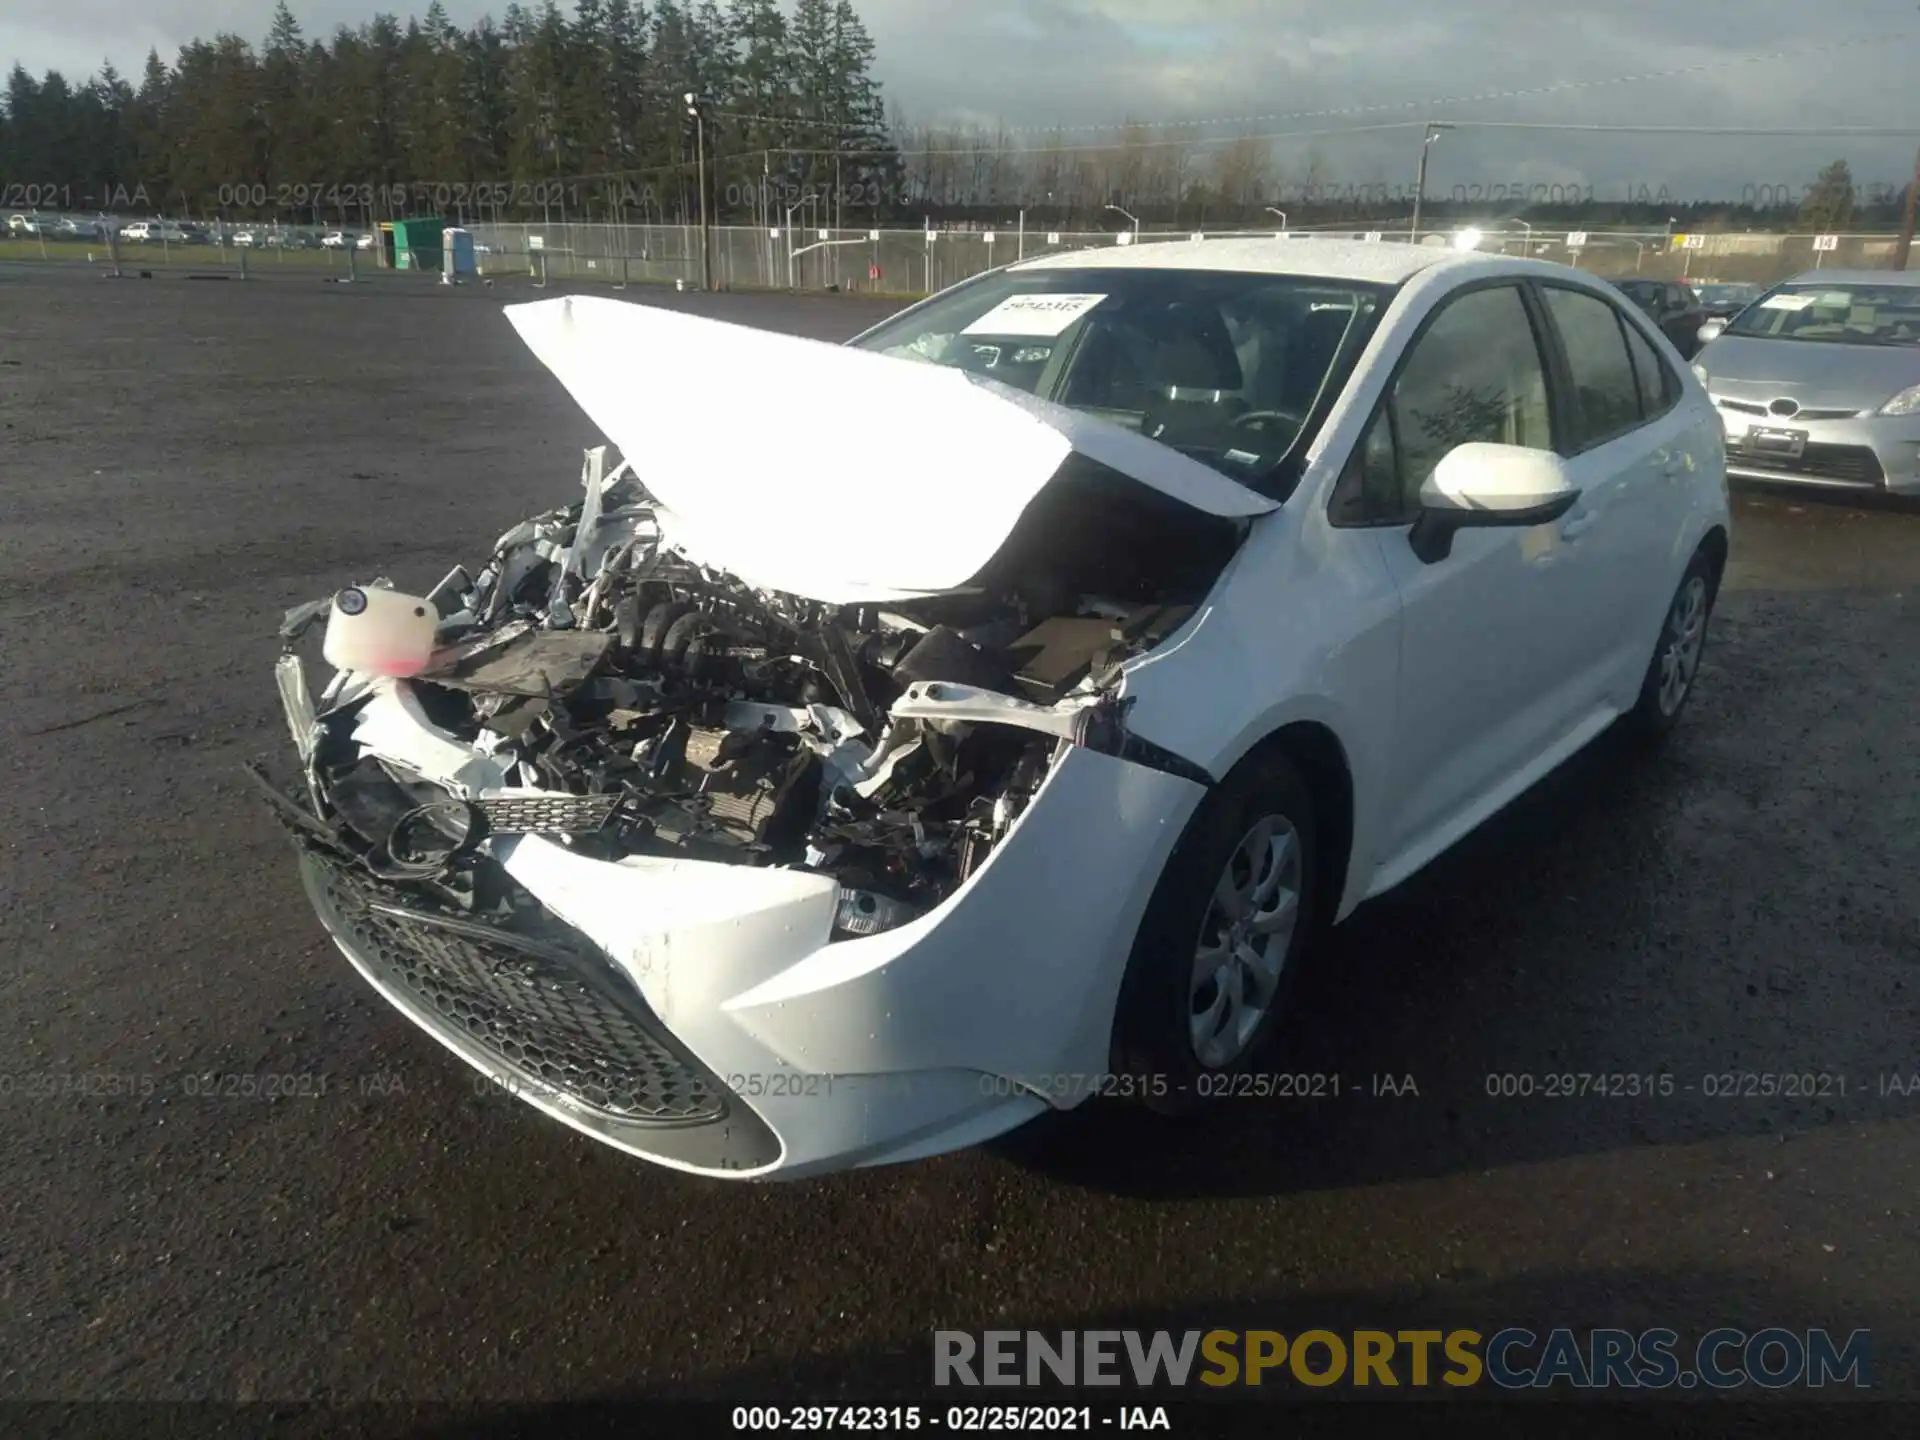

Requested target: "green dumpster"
[{"left": 380, "top": 217, "right": 445, "bottom": 272}]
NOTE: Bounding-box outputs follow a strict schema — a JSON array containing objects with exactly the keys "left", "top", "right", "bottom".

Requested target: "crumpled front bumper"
[{"left": 275, "top": 665, "right": 1207, "bottom": 1179}]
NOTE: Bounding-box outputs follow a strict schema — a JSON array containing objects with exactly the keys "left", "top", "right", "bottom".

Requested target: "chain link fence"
[
  {"left": 464, "top": 221, "right": 1910, "bottom": 295},
  {"left": 12, "top": 217, "right": 1906, "bottom": 294}
]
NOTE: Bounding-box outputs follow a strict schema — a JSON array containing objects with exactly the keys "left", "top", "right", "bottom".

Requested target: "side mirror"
[
  {"left": 1697, "top": 318, "right": 1726, "bottom": 346},
  {"left": 1408, "top": 443, "right": 1580, "bottom": 564}
]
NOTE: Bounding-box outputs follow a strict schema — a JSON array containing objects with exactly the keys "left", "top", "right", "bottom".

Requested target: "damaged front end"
[{"left": 268, "top": 443, "right": 1234, "bottom": 942}]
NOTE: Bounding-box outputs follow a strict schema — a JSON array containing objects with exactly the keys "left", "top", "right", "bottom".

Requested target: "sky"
[{"left": 4, "top": 0, "right": 1918, "bottom": 203}]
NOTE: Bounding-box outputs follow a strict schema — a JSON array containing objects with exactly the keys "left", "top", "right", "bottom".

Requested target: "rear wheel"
[
  {"left": 1623, "top": 550, "right": 1718, "bottom": 740},
  {"left": 1111, "top": 750, "right": 1318, "bottom": 1115}
]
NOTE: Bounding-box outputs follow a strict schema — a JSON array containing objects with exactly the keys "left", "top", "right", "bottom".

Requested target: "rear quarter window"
[{"left": 1621, "top": 315, "right": 1681, "bottom": 418}]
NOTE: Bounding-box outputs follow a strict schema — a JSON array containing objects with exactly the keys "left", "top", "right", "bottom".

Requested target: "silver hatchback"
[{"left": 1693, "top": 269, "right": 1920, "bottom": 495}]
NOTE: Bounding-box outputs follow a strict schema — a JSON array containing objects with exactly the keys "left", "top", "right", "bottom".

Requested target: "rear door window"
[{"left": 1540, "top": 286, "right": 1645, "bottom": 450}]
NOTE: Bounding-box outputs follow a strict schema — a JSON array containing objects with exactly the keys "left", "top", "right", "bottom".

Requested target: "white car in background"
[{"left": 265, "top": 240, "right": 1730, "bottom": 1180}]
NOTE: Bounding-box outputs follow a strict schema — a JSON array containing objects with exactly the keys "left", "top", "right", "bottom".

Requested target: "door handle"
[{"left": 1560, "top": 510, "right": 1599, "bottom": 541}]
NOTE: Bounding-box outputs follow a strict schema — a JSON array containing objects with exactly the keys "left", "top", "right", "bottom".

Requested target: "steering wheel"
[{"left": 1231, "top": 408, "right": 1305, "bottom": 433}]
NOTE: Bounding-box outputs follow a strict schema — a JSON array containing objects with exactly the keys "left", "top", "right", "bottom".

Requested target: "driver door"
[{"left": 1334, "top": 282, "right": 1590, "bottom": 881}]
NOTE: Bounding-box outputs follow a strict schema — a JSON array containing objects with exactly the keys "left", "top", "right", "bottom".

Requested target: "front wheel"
[{"left": 1111, "top": 750, "right": 1318, "bottom": 1116}]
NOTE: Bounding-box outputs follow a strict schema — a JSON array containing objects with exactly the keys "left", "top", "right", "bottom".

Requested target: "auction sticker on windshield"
[
  {"left": 1759, "top": 293, "right": 1817, "bottom": 311},
  {"left": 963, "top": 293, "right": 1109, "bottom": 336}
]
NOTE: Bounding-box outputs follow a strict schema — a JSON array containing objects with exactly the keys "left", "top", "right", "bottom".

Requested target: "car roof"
[
  {"left": 1007, "top": 235, "right": 1512, "bottom": 285},
  {"left": 1776, "top": 269, "right": 1920, "bottom": 288}
]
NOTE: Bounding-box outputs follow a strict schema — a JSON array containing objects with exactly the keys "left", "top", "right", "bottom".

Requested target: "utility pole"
[
  {"left": 686, "top": 92, "right": 711, "bottom": 289},
  {"left": 1409, "top": 122, "right": 1452, "bottom": 244},
  {"left": 1892, "top": 140, "right": 1920, "bottom": 271}
]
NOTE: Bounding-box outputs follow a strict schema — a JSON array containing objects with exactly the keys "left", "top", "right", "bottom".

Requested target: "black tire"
[
  {"left": 1623, "top": 548, "right": 1720, "bottom": 740},
  {"left": 1110, "top": 748, "right": 1319, "bottom": 1117}
]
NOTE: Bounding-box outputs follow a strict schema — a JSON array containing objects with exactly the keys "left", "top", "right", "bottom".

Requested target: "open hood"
[{"left": 503, "top": 295, "right": 1279, "bottom": 604}]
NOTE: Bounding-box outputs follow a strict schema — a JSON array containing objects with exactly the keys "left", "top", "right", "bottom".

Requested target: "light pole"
[
  {"left": 1409, "top": 122, "right": 1453, "bottom": 244},
  {"left": 1890, "top": 140, "right": 1920, "bottom": 271},
  {"left": 1265, "top": 206, "right": 1288, "bottom": 232},
  {"left": 685, "top": 92, "right": 711, "bottom": 290},
  {"left": 1491, "top": 219, "right": 1533, "bottom": 254},
  {"left": 1104, "top": 203, "right": 1139, "bottom": 239},
  {"left": 783, "top": 194, "right": 810, "bottom": 289}
]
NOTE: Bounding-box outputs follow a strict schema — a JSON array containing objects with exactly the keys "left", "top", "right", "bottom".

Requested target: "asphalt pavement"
[{"left": 0, "top": 263, "right": 1915, "bottom": 1423}]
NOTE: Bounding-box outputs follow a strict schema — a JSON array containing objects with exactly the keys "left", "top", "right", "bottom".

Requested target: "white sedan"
[{"left": 266, "top": 240, "right": 1729, "bottom": 1180}]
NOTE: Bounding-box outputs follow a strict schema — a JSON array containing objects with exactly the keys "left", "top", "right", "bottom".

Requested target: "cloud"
[
  {"left": 4, "top": 0, "right": 1915, "bottom": 196},
  {"left": 858, "top": 0, "right": 1918, "bottom": 196}
]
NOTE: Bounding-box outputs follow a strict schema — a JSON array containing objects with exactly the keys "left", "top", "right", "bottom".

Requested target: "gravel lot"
[{"left": 1, "top": 263, "right": 1916, "bottom": 1423}]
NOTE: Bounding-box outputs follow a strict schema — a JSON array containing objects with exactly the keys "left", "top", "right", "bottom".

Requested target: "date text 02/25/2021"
[{"left": 731, "top": 1405, "right": 1171, "bottom": 1431}]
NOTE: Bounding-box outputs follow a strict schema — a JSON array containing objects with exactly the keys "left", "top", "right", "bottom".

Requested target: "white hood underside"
[{"left": 503, "top": 295, "right": 1279, "bottom": 604}]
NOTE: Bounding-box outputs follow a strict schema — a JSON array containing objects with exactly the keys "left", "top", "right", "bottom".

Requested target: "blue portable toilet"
[{"left": 443, "top": 227, "right": 478, "bottom": 277}]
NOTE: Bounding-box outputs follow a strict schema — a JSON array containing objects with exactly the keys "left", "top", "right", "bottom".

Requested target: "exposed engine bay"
[{"left": 271, "top": 448, "right": 1243, "bottom": 940}]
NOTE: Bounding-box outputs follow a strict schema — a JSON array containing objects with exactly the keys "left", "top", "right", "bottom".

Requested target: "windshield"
[
  {"left": 848, "top": 265, "right": 1391, "bottom": 497},
  {"left": 1697, "top": 283, "right": 1758, "bottom": 306},
  {"left": 1722, "top": 283, "right": 1920, "bottom": 346}
]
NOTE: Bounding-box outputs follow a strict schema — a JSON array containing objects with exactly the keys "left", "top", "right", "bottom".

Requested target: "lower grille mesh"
[
  {"left": 301, "top": 846, "right": 728, "bottom": 1126},
  {"left": 1726, "top": 441, "right": 1886, "bottom": 486}
]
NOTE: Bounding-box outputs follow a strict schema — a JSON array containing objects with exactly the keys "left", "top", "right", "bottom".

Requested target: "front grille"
[
  {"left": 477, "top": 790, "right": 622, "bottom": 835},
  {"left": 299, "top": 843, "right": 728, "bottom": 1126},
  {"left": 1725, "top": 441, "right": 1886, "bottom": 486},
  {"left": 1718, "top": 397, "right": 1860, "bottom": 421}
]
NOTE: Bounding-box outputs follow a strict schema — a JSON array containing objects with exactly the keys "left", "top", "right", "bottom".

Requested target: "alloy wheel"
[
  {"left": 1188, "top": 814, "right": 1302, "bottom": 1068},
  {"left": 1657, "top": 575, "right": 1709, "bottom": 716}
]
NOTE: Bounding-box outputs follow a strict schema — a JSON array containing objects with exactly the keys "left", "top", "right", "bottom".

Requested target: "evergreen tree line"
[{"left": 0, "top": 0, "right": 896, "bottom": 226}]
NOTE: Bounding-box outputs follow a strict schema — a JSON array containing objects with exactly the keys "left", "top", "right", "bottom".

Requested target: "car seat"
[
  {"left": 1266, "top": 305, "right": 1353, "bottom": 417},
  {"left": 1131, "top": 303, "right": 1247, "bottom": 443}
]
